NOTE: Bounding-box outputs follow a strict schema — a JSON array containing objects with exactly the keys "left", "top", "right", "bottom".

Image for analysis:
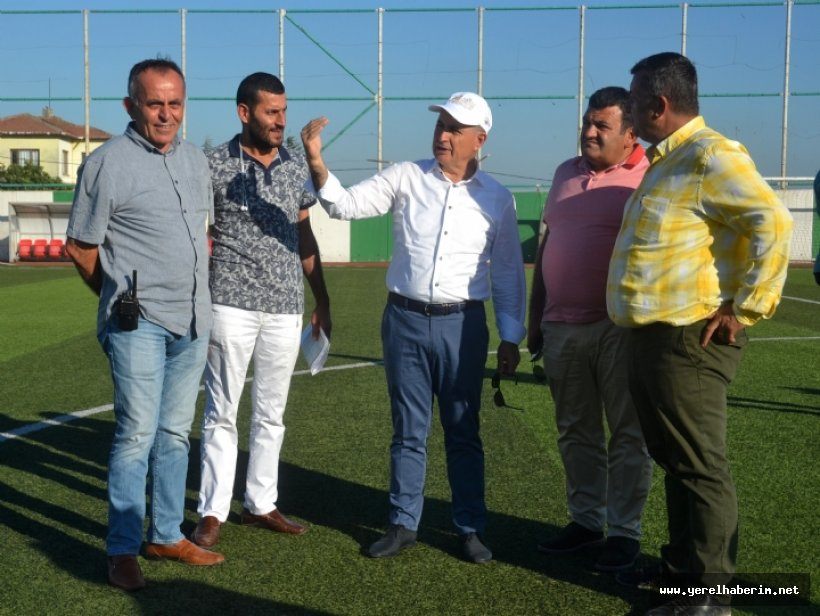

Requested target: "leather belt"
[{"left": 388, "top": 292, "right": 482, "bottom": 316}]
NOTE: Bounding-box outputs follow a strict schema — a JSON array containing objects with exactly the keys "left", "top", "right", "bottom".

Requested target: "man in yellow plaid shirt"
[{"left": 607, "top": 52, "right": 792, "bottom": 616}]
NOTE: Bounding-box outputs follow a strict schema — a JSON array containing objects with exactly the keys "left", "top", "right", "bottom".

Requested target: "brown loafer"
[
  {"left": 192, "top": 516, "right": 221, "bottom": 548},
  {"left": 144, "top": 538, "right": 225, "bottom": 565},
  {"left": 240, "top": 507, "right": 308, "bottom": 535},
  {"left": 108, "top": 555, "right": 146, "bottom": 591}
]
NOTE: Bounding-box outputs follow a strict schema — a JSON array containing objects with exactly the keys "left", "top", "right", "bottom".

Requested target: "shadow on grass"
[
  {"left": 324, "top": 352, "right": 384, "bottom": 364},
  {"left": 728, "top": 395, "right": 820, "bottom": 416},
  {"left": 183, "top": 436, "right": 653, "bottom": 612},
  {"left": 0, "top": 498, "right": 332, "bottom": 615},
  {"left": 2, "top": 413, "right": 810, "bottom": 614}
]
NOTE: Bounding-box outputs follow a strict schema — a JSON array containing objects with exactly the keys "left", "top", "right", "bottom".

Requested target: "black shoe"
[
  {"left": 367, "top": 524, "right": 417, "bottom": 558},
  {"left": 594, "top": 536, "right": 640, "bottom": 572},
  {"left": 537, "top": 522, "right": 604, "bottom": 554},
  {"left": 645, "top": 594, "right": 731, "bottom": 615},
  {"left": 616, "top": 563, "right": 665, "bottom": 590},
  {"left": 461, "top": 532, "right": 492, "bottom": 564}
]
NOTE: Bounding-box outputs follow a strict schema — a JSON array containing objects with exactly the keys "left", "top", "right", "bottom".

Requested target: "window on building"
[
  {"left": 61, "top": 150, "right": 69, "bottom": 176},
  {"left": 11, "top": 149, "right": 40, "bottom": 166}
]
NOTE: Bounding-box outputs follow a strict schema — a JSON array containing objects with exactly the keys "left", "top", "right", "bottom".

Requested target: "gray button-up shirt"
[{"left": 67, "top": 122, "right": 213, "bottom": 338}]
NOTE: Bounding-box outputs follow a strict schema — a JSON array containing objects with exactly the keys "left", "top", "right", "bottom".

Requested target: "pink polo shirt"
[{"left": 541, "top": 145, "right": 648, "bottom": 323}]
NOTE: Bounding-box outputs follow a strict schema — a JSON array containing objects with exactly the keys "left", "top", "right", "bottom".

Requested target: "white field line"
[
  {"left": 782, "top": 295, "right": 820, "bottom": 305},
  {"left": 0, "top": 360, "right": 384, "bottom": 444},
  {"left": 2, "top": 322, "right": 819, "bottom": 444}
]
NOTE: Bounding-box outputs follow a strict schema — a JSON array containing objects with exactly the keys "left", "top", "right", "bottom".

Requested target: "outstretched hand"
[{"left": 301, "top": 117, "right": 329, "bottom": 161}]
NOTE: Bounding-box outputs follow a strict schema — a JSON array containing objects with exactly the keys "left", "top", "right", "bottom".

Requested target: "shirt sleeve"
[
  {"left": 700, "top": 142, "right": 793, "bottom": 325},
  {"left": 66, "top": 157, "right": 114, "bottom": 245},
  {"left": 317, "top": 165, "right": 401, "bottom": 220},
  {"left": 490, "top": 194, "right": 527, "bottom": 343},
  {"left": 299, "top": 186, "right": 317, "bottom": 210}
]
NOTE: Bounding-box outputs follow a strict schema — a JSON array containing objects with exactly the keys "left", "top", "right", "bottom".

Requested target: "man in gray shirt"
[
  {"left": 192, "top": 72, "right": 331, "bottom": 550},
  {"left": 66, "top": 58, "right": 224, "bottom": 592}
]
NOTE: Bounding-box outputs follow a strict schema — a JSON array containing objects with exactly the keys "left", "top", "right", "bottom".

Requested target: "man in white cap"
[{"left": 301, "top": 92, "right": 525, "bottom": 564}]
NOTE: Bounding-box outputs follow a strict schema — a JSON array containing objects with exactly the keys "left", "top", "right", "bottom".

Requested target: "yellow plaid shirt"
[{"left": 607, "top": 116, "right": 792, "bottom": 327}]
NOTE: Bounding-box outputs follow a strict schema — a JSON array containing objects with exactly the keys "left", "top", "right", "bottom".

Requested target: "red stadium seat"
[
  {"left": 32, "top": 239, "right": 48, "bottom": 260},
  {"left": 18, "top": 239, "right": 33, "bottom": 260},
  {"left": 48, "top": 238, "right": 64, "bottom": 259}
]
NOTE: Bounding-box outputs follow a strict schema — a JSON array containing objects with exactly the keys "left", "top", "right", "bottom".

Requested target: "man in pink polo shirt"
[{"left": 527, "top": 86, "right": 653, "bottom": 572}]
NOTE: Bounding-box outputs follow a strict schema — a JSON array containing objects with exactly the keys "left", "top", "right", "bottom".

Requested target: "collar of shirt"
[
  {"left": 646, "top": 115, "right": 705, "bottom": 165},
  {"left": 576, "top": 143, "right": 646, "bottom": 175},
  {"left": 124, "top": 121, "right": 180, "bottom": 154},
  {"left": 228, "top": 134, "right": 291, "bottom": 167},
  {"left": 430, "top": 160, "right": 487, "bottom": 187}
]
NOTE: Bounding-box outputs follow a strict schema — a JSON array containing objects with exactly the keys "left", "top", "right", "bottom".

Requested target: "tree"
[{"left": 0, "top": 163, "right": 62, "bottom": 185}]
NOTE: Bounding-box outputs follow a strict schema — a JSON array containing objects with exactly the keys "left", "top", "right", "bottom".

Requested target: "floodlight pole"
[
  {"left": 577, "top": 5, "right": 586, "bottom": 156},
  {"left": 279, "top": 9, "right": 286, "bottom": 82},
  {"left": 681, "top": 2, "right": 688, "bottom": 56},
  {"left": 83, "top": 9, "right": 90, "bottom": 156},
  {"left": 181, "top": 8, "right": 187, "bottom": 140},
  {"left": 780, "top": 0, "right": 793, "bottom": 187},
  {"left": 377, "top": 8, "right": 384, "bottom": 173},
  {"left": 477, "top": 6, "right": 485, "bottom": 169}
]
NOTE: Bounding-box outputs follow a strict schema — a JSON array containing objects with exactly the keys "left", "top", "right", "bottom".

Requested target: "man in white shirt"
[{"left": 301, "top": 92, "right": 526, "bottom": 564}]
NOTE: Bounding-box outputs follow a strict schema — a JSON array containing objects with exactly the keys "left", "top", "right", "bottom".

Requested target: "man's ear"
[
  {"left": 476, "top": 130, "right": 488, "bottom": 149},
  {"left": 123, "top": 96, "right": 136, "bottom": 120},
  {"left": 237, "top": 103, "right": 250, "bottom": 124},
  {"left": 653, "top": 95, "right": 670, "bottom": 119},
  {"left": 623, "top": 125, "right": 637, "bottom": 147}
]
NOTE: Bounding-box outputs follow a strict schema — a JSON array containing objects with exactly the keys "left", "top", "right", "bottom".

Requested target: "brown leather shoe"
[
  {"left": 107, "top": 555, "right": 146, "bottom": 591},
  {"left": 192, "top": 516, "right": 221, "bottom": 548},
  {"left": 144, "top": 538, "right": 225, "bottom": 565},
  {"left": 240, "top": 507, "right": 308, "bottom": 535}
]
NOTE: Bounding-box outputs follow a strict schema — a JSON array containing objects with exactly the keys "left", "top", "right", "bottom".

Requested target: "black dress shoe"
[
  {"left": 594, "top": 536, "right": 640, "bottom": 571},
  {"left": 367, "top": 524, "right": 417, "bottom": 558},
  {"left": 462, "top": 532, "right": 492, "bottom": 564},
  {"left": 537, "top": 521, "right": 604, "bottom": 554}
]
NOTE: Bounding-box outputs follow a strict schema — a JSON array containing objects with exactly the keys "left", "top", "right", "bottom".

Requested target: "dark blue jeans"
[{"left": 381, "top": 302, "right": 489, "bottom": 535}]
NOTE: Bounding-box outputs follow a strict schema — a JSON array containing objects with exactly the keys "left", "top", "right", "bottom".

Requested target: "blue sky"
[{"left": 2, "top": 0, "right": 819, "bottom": 186}]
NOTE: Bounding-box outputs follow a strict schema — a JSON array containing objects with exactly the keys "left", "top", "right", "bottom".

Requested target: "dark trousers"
[
  {"left": 381, "top": 302, "right": 489, "bottom": 534},
  {"left": 628, "top": 321, "right": 746, "bottom": 584}
]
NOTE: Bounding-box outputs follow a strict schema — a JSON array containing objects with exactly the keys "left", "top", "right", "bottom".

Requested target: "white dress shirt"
[{"left": 317, "top": 159, "right": 526, "bottom": 343}]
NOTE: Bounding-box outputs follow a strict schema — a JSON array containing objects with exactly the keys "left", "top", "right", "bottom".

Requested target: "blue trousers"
[
  {"left": 101, "top": 317, "right": 208, "bottom": 555},
  {"left": 381, "top": 302, "right": 489, "bottom": 535}
]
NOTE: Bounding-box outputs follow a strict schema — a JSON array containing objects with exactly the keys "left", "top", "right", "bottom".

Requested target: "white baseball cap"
[{"left": 428, "top": 92, "right": 492, "bottom": 133}]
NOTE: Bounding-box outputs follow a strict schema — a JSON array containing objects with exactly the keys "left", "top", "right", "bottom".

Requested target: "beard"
[{"left": 246, "top": 121, "right": 284, "bottom": 151}]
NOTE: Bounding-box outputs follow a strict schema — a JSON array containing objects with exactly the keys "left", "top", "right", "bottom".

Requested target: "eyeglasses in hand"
[{"left": 491, "top": 371, "right": 522, "bottom": 410}]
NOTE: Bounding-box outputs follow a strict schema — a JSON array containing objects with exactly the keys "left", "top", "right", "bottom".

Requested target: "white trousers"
[{"left": 198, "top": 304, "right": 302, "bottom": 520}]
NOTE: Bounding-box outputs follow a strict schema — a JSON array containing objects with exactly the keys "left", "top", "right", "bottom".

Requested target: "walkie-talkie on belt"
[{"left": 116, "top": 269, "right": 140, "bottom": 331}]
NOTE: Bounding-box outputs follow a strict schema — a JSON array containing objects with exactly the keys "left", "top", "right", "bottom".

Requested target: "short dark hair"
[
  {"left": 588, "top": 86, "right": 633, "bottom": 130},
  {"left": 236, "top": 72, "right": 285, "bottom": 107},
  {"left": 127, "top": 58, "right": 185, "bottom": 100},
  {"left": 630, "top": 52, "right": 699, "bottom": 115}
]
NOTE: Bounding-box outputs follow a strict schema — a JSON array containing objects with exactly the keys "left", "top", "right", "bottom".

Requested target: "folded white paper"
[{"left": 300, "top": 325, "right": 330, "bottom": 375}]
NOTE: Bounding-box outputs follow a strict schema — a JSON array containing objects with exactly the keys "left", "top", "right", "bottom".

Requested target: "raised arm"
[{"left": 301, "top": 117, "right": 330, "bottom": 191}]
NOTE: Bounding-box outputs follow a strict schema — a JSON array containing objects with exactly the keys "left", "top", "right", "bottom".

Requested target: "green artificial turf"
[{"left": 0, "top": 266, "right": 817, "bottom": 615}]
